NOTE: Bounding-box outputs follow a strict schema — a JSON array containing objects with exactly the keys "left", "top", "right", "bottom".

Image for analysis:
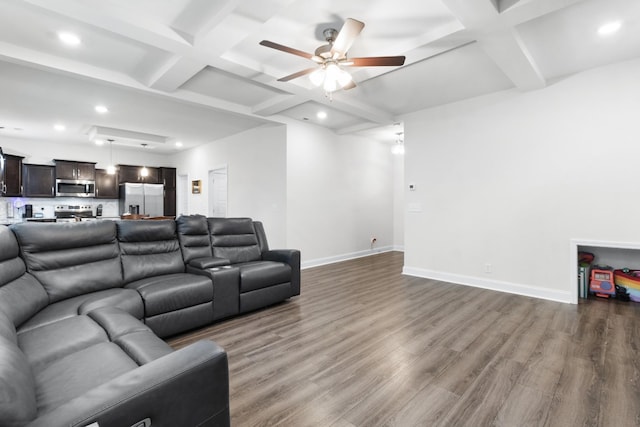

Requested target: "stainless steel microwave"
[{"left": 55, "top": 179, "right": 96, "bottom": 197}]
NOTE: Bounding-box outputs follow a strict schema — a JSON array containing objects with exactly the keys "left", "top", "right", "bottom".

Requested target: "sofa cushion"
[
  {"left": 238, "top": 261, "right": 292, "bottom": 293},
  {"left": 176, "top": 215, "right": 213, "bottom": 263},
  {"left": 88, "top": 307, "right": 173, "bottom": 365},
  {"left": 0, "top": 335, "right": 37, "bottom": 427},
  {"left": 117, "top": 220, "right": 185, "bottom": 283},
  {"left": 17, "top": 316, "right": 108, "bottom": 375},
  {"left": 0, "top": 226, "right": 48, "bottom": 328},
  {"left": 208, "top": 218, "right": 262, "bottom": 263},
  {"left": 0, "top": 311, "right": 16, "bottom": 345},
  {"left": 17, "top": 288, "right": 143, "bottom": 334},
  {"left": 125, "top": 273, "right": 213, "bottom": 317},
  {"left": 11, "top": 222, "right": 124, "bottom": 303},
  {"left": 34, "top": 342, "right": 138, "bottom": 414}
]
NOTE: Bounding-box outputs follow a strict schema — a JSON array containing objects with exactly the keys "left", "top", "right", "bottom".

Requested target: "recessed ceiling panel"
[
  {"left": 0, "top": 1, "right": 171, "bottom": 76},
  {"left": 180, "top": 66, "right": 288, "bottom": 107},
  {"left": 357, "top": 43, "right": 514, "bottom": 115},
  {"left": 279, "top": 101, "right": 367, "bottom": 130},
  {"left": 517, "top": 0, "right": 640, "bottom": 80},
  {"left": 80, "top": 0, "right": 192, "bottom": 26}
]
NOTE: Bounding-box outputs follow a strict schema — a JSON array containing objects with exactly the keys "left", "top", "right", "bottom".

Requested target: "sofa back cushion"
[
  {"left": 0, "top": 226, "right": 48, "bottom": 328},
  {"left": 207, "top": 218, "right": 262, "bottom": 263},
  {"left": 117, "top": 220, "right": 185, "bottom": 283},
  {"left": 11, "top": 222, "right": 124, "bottom": 304},
  {"left": 176, "top": 215, "right": 212, "bottom": 263},
  {"left": 0, "top": 335, "right": 37, "bottom": 427}
]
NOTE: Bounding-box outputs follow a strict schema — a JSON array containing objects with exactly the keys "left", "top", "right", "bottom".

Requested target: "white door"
[
  {"left": 177, "top": 174, "right": 188, "bottom": 216},
  {"left": 208, "top": 166, "right": 228, "bottom": 218}
]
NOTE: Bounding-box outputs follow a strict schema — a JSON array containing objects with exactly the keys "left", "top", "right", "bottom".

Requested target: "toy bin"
[{"left": 614, "top": 269, "right": 640, "bottom": 302}]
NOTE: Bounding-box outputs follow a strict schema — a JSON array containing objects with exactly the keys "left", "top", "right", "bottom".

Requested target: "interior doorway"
[{"left": 208, "top": 166, "right": 228, "bottom": 218}]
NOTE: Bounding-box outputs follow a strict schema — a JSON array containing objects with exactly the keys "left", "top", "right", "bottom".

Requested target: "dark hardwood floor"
[{"left": 168, "top": 251, "right": 640, "bottom": 426}]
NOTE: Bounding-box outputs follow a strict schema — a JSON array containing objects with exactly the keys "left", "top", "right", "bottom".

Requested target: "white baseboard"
[
  {"left": 402, "top": 266, "right": 572, "bottom": 304},
  {"left": 302, "top": 246, "right": 395, "bottom": 269}
]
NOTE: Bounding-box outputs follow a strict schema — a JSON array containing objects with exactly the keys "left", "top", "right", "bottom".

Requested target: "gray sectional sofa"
[{"left": 0, "top": 216, "right": 300, "bottom": 427}]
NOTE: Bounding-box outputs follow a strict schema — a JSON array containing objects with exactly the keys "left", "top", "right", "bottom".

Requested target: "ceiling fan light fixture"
[
  {"left": 309, "top": 68, "right": 325, "bottom": 86},
  {"left": 337, "top": 69, "right": 352, "bottom": 87},
  {"left": 323, "top": 77, "right": 338, "bottom": 93}
]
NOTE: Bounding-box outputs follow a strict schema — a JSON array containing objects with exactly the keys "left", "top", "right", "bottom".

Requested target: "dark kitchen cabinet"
[
  {"left": 22, "top": 164, "right": 55, "bottom": 197},
  {"left": 55, "top": 160, "right": 96, "bottom": 180},
  {"left": 159, "top": 167, "right": 176, "bottom": 216},
  {"left": 4, "top": 154, "right": 24, "bottom": 196},
  {"left": 95, "top": 168, "right": 119, "bottom": 199},
  {"left": 118, "top": 165, "right": 159, "bottom": 184}
]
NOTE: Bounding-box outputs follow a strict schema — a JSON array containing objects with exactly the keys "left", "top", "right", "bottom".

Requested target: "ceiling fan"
[{"left": 259, "top": 18, "right": 405, "bottom": 94}]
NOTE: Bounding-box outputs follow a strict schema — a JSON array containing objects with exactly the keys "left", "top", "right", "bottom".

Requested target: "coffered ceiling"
[{"left": 0, "top": 0, "right": 637, "bottom": 152}]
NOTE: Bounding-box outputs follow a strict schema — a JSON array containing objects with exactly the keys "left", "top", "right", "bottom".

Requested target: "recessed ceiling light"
[
  {"left": 94, "top": 105, "right": 109, "bottom": 114},
  {"left": 94, "top": 139, "right": 105, "bottom": 145},
  {"left": 58, "top": 31, "right": 81, "bottom": 46},
  {"left": 175, "top": 141, "right": 183, "bottom": 148},
  {"left": 317, "top": 111, "right": 327, "bottom": 120},
  {"left": 598, "top": 21, "right": 622, "bottom": 36},
  {"left": 53, "top": 124, "right": 66, "bottom": 131}
]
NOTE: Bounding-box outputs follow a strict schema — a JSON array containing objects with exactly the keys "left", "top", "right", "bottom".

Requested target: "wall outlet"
[
  {"left": 370, "top": 236, "right": 377, "bottom": 249},
  {"left": 484, "top": 263, "right": 492, "bottom": 274}
]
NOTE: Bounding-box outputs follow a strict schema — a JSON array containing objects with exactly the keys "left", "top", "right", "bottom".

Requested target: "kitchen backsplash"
[{"left": 0, "top": 197, "right": 120, "bottom": 224}]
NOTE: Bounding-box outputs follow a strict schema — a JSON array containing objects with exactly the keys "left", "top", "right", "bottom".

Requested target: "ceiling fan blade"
[
  {"left": 342, "top": 80, "right": 357, "bottom": 91},
  {"left": 260, "top": 40, "right": 316, "bottom": 61},
  {"left": 347, "top": 56, "right": 406, "bottom": 67},
  {"left": 277, "top": 67, "right": 318, "bottom": 82},
  {"left": 331, "top": 18, "right": 365, "bottom": 58}
]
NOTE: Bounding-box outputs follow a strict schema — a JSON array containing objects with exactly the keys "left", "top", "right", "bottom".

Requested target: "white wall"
[
  {"left": 172, "top": 124, "right": 288, "bottom": 248},
  {"left": 0, "top": 137, "right": 170, "bottom": 169},
  {"left": 286, "top": 121, "right": 394, "bottom": 266},
  {"left": 402, "top": 58, "right": 640, "bottom": 303},
  {"left": 392, "top": 150, "right": 405, "bottom": 250}
]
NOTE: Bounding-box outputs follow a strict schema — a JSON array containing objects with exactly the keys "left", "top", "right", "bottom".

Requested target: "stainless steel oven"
[{"left": 55, "top": 205, "right": 95, "bottom": 222}]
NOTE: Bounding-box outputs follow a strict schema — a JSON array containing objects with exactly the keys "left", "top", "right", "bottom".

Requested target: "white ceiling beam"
[
  {"left": 479, "top": 28, "right": 545, "bottom": 90},
  {"left": 146, "top": 56, "right": 207, "bottom": 92},
  {"left": 171, "top": 0, "right": 243, "bottom": 45},
  {"left": 440, "top": 0, "right": 546, "bottom": 90},
  {"left": 252, "top": 94, "right": 307, "bottom": 117}
]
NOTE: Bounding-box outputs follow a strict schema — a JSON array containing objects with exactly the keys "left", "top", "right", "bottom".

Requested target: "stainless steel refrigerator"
[{"left": 119, "top": 183, "right": 164, "bottom": 216}]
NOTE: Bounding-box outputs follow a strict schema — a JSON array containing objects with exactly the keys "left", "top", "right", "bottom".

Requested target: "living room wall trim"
[
  {"left": 302, "top": 246, "right": 395, "bottom": 269},
  {"left": 402, "top": 266, "right": 572, "bottom": 304}
]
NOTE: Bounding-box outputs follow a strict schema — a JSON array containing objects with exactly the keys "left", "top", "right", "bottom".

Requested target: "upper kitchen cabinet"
[
  {"left": 118, "top": 165, "right": 159, "bottom": 184},
  {"left": 55, "top": 160, "right": 96, "bottom": 181},
  {"left": 3, "top": 154, "right": 24, "bottom": 197},
  {"left": 22, "top": 164, "right": 55, "bottom": 197},
  {"left": 95, "top": 168, "right": 119, "bottom": 199}
]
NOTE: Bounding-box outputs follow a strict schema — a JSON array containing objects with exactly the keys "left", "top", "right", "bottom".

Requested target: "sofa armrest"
[
  {"left": 187, "top": 265, "right": 240, "bottom": 320},
  {"left": 26, "top": 340, "right": 230, "bottom": 427},
  {"left": 263, "top": 249, "right": 301, "bottom": 296},
  {"left": 188, "top": 256, "right": 231, "bottom": 269}
]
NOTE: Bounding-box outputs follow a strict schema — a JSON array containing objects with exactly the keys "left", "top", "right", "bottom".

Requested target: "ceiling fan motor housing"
[{"left": 316, "top": 28, "right": 339, "bottom": 59}]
